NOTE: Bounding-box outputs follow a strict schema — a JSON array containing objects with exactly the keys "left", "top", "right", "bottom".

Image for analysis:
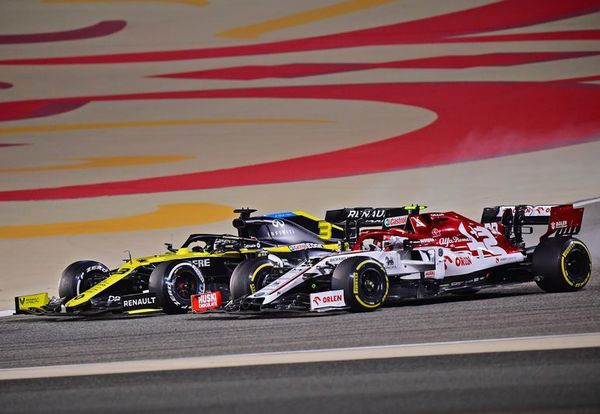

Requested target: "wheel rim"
[
  {"left": 251, "top": 267, "right": 273, "bottom": 292},
  {"left": 358, "top": 268, "right": 386, "bottom": 304},
  {"left": 173, "top": 268, "right": 198, "bottom": 303},
  {"left": 564, "top": 247, "right": 590, "bottom": 285}
]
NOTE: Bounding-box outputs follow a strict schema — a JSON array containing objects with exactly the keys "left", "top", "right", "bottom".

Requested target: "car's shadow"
[
  {"left": 4, "top": 311, "right": 166, "bottom": 323},
  {"left": 5, "top": 287, "right": 549, "bottom": 323},
  {"left": 189, "top": 287, "right": 547, "bottom": 320},
  {"left": 385, "top": 288, "right": 545, "bottom": 309}
]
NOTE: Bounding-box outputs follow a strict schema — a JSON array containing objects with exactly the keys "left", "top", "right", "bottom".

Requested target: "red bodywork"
[{"left": 354, "top": 204, "right": 583, "bottom": 257}]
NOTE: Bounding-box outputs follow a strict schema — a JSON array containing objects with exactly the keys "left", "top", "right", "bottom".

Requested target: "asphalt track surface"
[
  {"left": 1, "top": 272, "right": 599, "bottom": 412},
  {"left": 2, "top": 349, "right": 599, "bottom": 414}
]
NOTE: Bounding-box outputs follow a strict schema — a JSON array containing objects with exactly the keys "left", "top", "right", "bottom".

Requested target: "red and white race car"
[{"left": 219, "top": 204, "right": 592, "bottom": 313}]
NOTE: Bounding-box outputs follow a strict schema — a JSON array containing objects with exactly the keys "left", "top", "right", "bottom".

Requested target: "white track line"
[
  {"left": 1, "top": 332, "right": 599, "bottom": 381},
  {"left": 575, "top": 196, "right": 600, "bottom": 206},
  {"left": 0, "top": 310, "right": 14, "bottom": 317}
]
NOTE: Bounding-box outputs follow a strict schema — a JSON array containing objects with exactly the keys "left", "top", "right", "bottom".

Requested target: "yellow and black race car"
[{"left": 14, "top": 209, "right": 344, "bottom": 316}]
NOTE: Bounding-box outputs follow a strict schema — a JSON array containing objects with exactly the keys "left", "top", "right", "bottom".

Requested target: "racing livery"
[
  {"left": 224, "top": 204, "right": 592, "bottom": 313},
  {"left": 14, "top": 209, "right": 344, "bottom": 316}
]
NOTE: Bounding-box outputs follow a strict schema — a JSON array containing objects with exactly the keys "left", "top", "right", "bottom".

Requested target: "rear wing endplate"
[{"left": 481, "top": 204, "right": 583, "bottom": 243}]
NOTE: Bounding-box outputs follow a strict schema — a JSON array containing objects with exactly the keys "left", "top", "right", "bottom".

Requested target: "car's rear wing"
[
  {"left": 325, "top": 205, "right": 425, "bottom": 241},
  {"left": 481, "top": 204, "right": 584, "bottom": 244}
]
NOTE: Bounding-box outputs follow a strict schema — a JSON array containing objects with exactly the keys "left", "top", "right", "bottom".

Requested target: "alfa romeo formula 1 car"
[
  {"left": 14, "top": 209, "right": 344, "bottom": 316},
  {"left": 223, "top": 203, "right": 592, "bottom": 314}
]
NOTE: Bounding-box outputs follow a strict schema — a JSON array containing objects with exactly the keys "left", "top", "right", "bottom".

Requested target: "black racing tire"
[
  {"left": 58, "top": 260, "right": 110, "bottom": 300},
  {"left": 533, "top": 237, "right": 592, "bottom": 292},
  {"left": 148, "top": 261, "right": 205, "bottom": 314},
  {"left": 331, "top": 256, "right": 389, "bottom": 312},
  {"left": 229, "top": 257, "right": 275, "bottom": 300}
]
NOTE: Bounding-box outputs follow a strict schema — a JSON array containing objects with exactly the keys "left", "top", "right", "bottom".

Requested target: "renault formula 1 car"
[
  {"left": 223, "top": 203, "right": 592, "bottom": 314},
  {"left": 14, "top": 209, "right": 344, "bottom": 316}
]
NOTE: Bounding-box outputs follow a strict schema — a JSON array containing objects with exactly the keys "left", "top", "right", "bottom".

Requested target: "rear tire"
[
  {"left": 533, "top": 237, "right": 591, "bottom": 292},
  {"left": 331, "top": 257, "right": 389, "bottom": 312},
  {"left": 149, "top": 261, "right": 205, "bottom": 314},
  {"left": 58, "top": 260, "right": 110, "bottom": 300},
  {"left": 229, "top": 257, "right": 275, "bottom": 300}
]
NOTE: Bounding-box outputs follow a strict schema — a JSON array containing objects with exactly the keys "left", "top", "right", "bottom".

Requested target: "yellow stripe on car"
[
  {"left": 293, "top": 211, "right": 343, "bottom": 231},
  {"left": 126, "top": 308, "right": 162, "bottom": 315}
]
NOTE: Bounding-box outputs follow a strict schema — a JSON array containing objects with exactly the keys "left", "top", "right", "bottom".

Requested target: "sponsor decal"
[
  {"left": 431, "top": 228, "right": 441, "bottom": 237},
  {"left": 107, "top": 295, "right": 121, "bottom": 304},
  {"left": 289, "top": 242, "right": 324, "bottom": 251},
  {"left": 121, "top": 292, "right": 159, "bottom": 310},
  {"left": 384, "top": 215, "right": 407, "bottom": 227},
  {"left": 327, "top": 254, "right": 353, "bottom": 264},
  {"left": 191, "top": 291, "right": 222, "bottom": 312},
  {"left": 272, "top": 219, "right": 285, "bottom": 228},
  {"left": 424, "top": 270, "right": 436, "bottom": 278},
  {"left": 455, "top": 256, "right": 473, "bottom": 267},
  {"left": 16, "top": 293, "right": 49, "bottom": 310},
  {"left": 506, "top": 205, "right": 551, "bottom": 217},
  {"left": 430, "top": 213, "right": 444, "bottom": 218},
  {"left": 347, "top": 209, "right": 386, "bottom": 219},
  {"left": 83, "top": 265, "right": 107, "bottom": 274},
  {"left": 192, "top": 258, "right": 211, "bottom": 267},
  {"left": 310, "top": 290, "right": 345, "bottom": 310},
  {"left": 385, "top": 257, "right": 394, "bottom": 267},
  {"left": 270, "top": 228, "right": 295, "bottom": 237},
  {"left": 438, "top": 236, "right": 470, "bottom": 246},
  {"left": 550, "top": 220, "right": 568, "bottom": 230}
]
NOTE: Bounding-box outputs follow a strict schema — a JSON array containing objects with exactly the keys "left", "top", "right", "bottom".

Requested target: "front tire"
[
  {"left": 58, "top": 260, "right": 110, "bottom": 300},
  {"left": 331, "top": 257, "right": 389, "bottom": 312},
  {"left": 149, "top": 261, "right": 205, "bottom": 314},
  {"left": 229, "top": 257, "right": 275, "bottom": 300},
  {"left": 533, "top": 237, "right": 592, "bottom": 292}
]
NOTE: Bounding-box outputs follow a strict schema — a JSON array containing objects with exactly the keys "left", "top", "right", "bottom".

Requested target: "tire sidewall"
[
  {"left": 533, "top": 237, "right": 592, "bottom": 292},
  {"left": 332, "top": 256, "right": 389, "bottom": 311},
  {"left": 59, "top": 260, "right": 110, "bottom": 300},
  {"left": 229, "top": 257, "right": 274, "bottom": 300},
  {"left": 559, "top": 239, "right": 592, "bottom": 289}
]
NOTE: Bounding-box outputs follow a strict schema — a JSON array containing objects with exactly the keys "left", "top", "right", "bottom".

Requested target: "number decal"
[
  {"left": 458, "top": 223, "right": 506, "bottom": 257},
  {"left": 318, "top": 221, "right": 332, "bottom": 240}
]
